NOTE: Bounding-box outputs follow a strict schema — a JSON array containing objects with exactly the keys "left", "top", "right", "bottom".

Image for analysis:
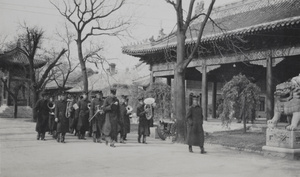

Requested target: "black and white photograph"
[{"left": 0, "top": 0, "right": 300, "bottom": 176}]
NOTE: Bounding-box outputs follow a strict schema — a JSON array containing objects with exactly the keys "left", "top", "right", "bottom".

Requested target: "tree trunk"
[
  {"left": 32, "top": 89, "right": 38, "bottom": 122},
  {"left": 77, "top": 39, "right": 88, "bottom": 93},
  {"left": 13, "top": 97, "right": 18, "bottom": 118},
  {"left": 174, "top": 32, "right": 187, "bottom": 143}
]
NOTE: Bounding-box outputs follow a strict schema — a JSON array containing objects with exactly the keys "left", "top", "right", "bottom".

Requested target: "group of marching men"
[{"left": 34, "top": 88, "right": 153, "bottom": 147}]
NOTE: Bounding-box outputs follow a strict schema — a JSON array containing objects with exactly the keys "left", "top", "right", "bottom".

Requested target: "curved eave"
[{"left": 122, "top": 16, "right": 300, "bottom": 57}]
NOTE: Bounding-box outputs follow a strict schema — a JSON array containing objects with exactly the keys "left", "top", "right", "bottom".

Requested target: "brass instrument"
[
  {"left": 65, "top": 98, "right": 73, "bottom": 118},
  {"left": 126, "top": 105, "right": 133, "bottom": 114},
  {"left": 89, "top": 105, "right": 104, "bottom": 122},
  {"left": 144, "top": 98, "right": 155, "bottom": 120},
  {"left": 48, "top": 101, "right": 55, "bottom": 116},
  {"left": 87, "top": 103, "right": 91, "bottom": 109}
]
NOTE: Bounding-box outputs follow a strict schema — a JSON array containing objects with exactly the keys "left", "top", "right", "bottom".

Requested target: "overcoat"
[
  {"left": 75, "top": 99, "right": 90, "bottom": 132},
  {"left": 137, "top": 104, "right": 150, "bottom": 136},
  {"left": 89, "top": 98, "right": 105, "bottom": 133},
  {"left": 102, "top": 96, "right": 119, "bottom": 140},
  {"left": 35, "top": 99, "right": 50, "bottom": 133},
  {"left": 120, "top": 103, "right": 131, "bottom": 134},
  {"left": 55, "top": 100, "right": 68, "bottom": 134},
  {"left": 186, "top": 105, "right": 204, "bottom": 146}
]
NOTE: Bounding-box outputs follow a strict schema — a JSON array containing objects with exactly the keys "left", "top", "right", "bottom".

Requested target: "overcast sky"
[{"left": 0, "top": 0, "right": 238, "bottom": 72}]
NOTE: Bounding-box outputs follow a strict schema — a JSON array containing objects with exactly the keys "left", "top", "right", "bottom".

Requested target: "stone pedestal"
[
  {"left": 262, "top": 128, "right": 300, "bottom": 160},
  {"left": 150, "top": 127, "right": 159, "bottom": 139}
]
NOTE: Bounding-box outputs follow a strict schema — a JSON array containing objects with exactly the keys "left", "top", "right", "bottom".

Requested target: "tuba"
[
  {"left": 144, "top": 98, "right": 155, "bottom": 120},
  {"left": 48, "top": 101, "right": 55, "bottom": 116}
]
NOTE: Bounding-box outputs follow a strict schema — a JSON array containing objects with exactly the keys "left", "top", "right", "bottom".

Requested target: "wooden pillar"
[
  {"left": 266, "top": 57, "right": 274, "bottom": 120},
  {"left": 167, "top": 77, "right": 171, "bottom": 86},
  {"left": 202, "top": 64, "right": 208, "bottom": 121},
  {"left": 1, "top": 71, "right": 9, "bottom": 106},
  {"left": 212, "top": 81, "right": 217, "bottom": 119},
  {"left": 150, "top": 65, "right": 155, "bottom": 86}
]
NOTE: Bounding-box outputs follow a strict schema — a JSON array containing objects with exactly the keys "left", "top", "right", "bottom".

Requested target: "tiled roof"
[
  {"left": 0, "top": 47, "right": 46, "bottom": 68},
  {"left": 122, "top": 0, "right": 300, "bottom": 56}
]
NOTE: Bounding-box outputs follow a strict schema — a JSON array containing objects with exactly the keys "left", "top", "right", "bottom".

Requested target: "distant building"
[{"left": 0, "top": 47, "right": 46, "bottom": 107}]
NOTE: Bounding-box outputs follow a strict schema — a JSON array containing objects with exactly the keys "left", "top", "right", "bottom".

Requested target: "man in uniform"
[
  {"left": 102, "top": 88, "right": 119, "bottom": 147},
  {"left": 89, "top": 90, "right": 105, "bottom": 143},
  {"left": 48, "top": 95, "right": 56, "bottom": 136},
  {"left": 75, "top": 92, "right": 90, "bottom": 140},
  {"left": 35, "top": 91, "right": 50, "bottom": 141},
  {"left": 119, "top": 95, "right": 131, "bottom": 143},
  {"left": 186, "top": 95, "right": 206, "bottom": 154},
  {"left": 137, "top": 97, "right": 150, "bottom": 144},
  {"left": 55, "top": 91, "right": 68, "bottom": 143},
  {"left": 66, "top": 93, "right": 76, "bottom": 134}
]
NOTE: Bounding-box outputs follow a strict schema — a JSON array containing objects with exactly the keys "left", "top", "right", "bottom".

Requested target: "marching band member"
[
  {"left": 119, "top": 95, "right": 131, "bottom": 142},
  {"left": 89, "top": 90, "right": 105, "bottom": 143},
  {"left": 48, "top": 96, "right": 56, "bottom": 136},
  {"left": 137, "top": 97, "right": 150, "bottom": 144},
  {"left": 66, "top": 93, "right": 76, "bottom": 134},
  {"left": 55, "top": 91, "right": 68, "bottom": 143},
  {"left": 102, "top": 88, "right": 119, "bottom": 147},
  {"left": 75, "top": 92, "right": 90, "bottom": 140},
  {"left": 34, "top": 91, "right": 50, "bottom": 141}
]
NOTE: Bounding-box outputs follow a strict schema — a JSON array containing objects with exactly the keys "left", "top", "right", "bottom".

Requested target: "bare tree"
[
  {"left": 51, "top": 0, "right": 130, "bottom": 92},
  {"left": 51, "top": 23, "right": 80, "bottom": 91},
  {"left": 165, "top": 0, "right": 216, "bottom": 142},
  {"left": 18, "top": 25, "right": 67, "bottom": 121}
]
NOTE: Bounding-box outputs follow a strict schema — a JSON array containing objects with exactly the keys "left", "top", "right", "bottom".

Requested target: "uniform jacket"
[
  {"left": 55, "top": 99, "right": 68, "bottom": 134},
  {"left": 75, "top": 99, "right": 90, "bottom": 131}
]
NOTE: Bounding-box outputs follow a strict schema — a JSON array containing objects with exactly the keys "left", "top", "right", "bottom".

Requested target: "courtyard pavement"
[{"left": 0, "top": 117, "right": 299, "bottom": 177}]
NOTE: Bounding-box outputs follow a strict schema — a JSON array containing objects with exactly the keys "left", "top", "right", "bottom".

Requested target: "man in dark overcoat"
[
  {"left": 121, "top": 95, "right": 131, "bottom": 141},
  {"left": 35, "top": 91, "right": 50, "bottom": 140},
  {"left": 186, "top": 95, "right": 206, "bottom": 154},
  {"left": 137, "top": 97, "right": 150, "bottom": 144},
  {"left": 66, "top": 93, "right": 76, "bottom": 134},
  {"left": 55, "top": 91, "right": 68, "bottom": 143},
  {"left": 118, "top": 95, "right": 130, "bottom": 143},
  {"left": 75, "top": 92, "right": 90, "bottom": 140},
  {"left": 48, "top": 96, "right": 56, "bottom": 136},
  {"left": 103, "top": 88, "right": 119, "bottom": 147},
  {"left": 89, "top": 90, "right": 105, "bottom": 143}
]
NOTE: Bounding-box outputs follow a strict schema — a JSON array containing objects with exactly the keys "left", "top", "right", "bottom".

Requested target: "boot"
[
  {"left": 138, "top": 135, "right": 141, "bottom": 143},
  {"left": 93, "top": 133, "right": 96, "bottom": 143},
  {"left": 120, "top": 138, "right": 125, "bottom": 144},
  {"left": 61, "top": 134, "right": 65, "bottom": 143},
  {"left": 37, "top": 133, "right": 40, "bottom": 140},
  {"left": 41, "top": 133, "right": 46, "bottom": 141},
  {"left": 200, "top": 146, "right": 207, "bottom": 154},
  {"left": 81, "top": 134, "right": 86, "bottom": 140},
  {"left": 189, "top": 145, "right": 193, "bottom": 153},
  {"left": 110, "top": 140, "right": 116, "bottom": 147},
  {"left": 77, "top": 132, "right": 81, "bottom": 139},
  {"left": 57, "top": 133, "right": 61, "bottom": 143},
  {"left": 142, "top": 136, "right": 147, "bottom": 144}
]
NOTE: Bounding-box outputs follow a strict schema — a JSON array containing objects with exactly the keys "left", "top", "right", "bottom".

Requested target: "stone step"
[{"left": 0, "top": 106, "right": 32, "bottom": 118}]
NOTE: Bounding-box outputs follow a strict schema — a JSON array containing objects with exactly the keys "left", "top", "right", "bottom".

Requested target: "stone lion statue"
[{"left": 267, "top": 74, "right": 300, "bottom": 131}]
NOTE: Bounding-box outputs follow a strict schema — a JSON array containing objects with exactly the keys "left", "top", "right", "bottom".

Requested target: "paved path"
[{"left": 0, "top": 118, "right": 299, "bottom": 177}]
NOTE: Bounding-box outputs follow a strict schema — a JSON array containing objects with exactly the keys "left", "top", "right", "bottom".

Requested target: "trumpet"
[{"left": 48, "top": 101, "right": 55, "bottom": 115}]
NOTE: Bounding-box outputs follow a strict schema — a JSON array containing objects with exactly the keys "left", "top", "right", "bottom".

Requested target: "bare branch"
[{"left": 182, "top": 0, "right": 216, "bottom": 69}]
